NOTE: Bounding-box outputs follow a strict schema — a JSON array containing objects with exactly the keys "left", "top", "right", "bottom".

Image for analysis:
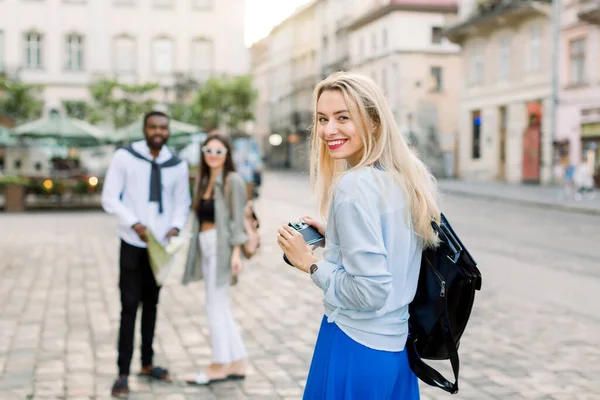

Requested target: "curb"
[{"left": 441, "top": 188, "right": 600, "bottom": 216}]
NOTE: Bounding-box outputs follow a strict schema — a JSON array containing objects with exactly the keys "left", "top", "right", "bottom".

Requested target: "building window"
[
  {"left": 472, "top": 110, "right": 482, "bottom": 159},
  {"left": 153, "top": 38, "right": 174, "bottom": 75},
  {"left": 154, "top": 0, "right": 173, "bottom": 6},
  {"left": 0, "top": 31, "right": 4, "bottom": 73},
  {"left": 191, "top": 38, "right": 213, "bottom": 82},
  {"left": 382, "top": 67, "right": 387, "bottom": 94},
  {"left": 527, "top": 25, "right": 541, "bottom": 72},
  {"left": 471, "top": 42, "right": 484, "bottom": 84},
  {"left": 432, "top": 27, "right": 443, "bottom": 44},
  {"left": 382, "top": 28, "right": 387, "bottom": 49},
  {"left": 65, "top": 34, "right": 84, "bottom": 71},
  {"left": 114, "top": 36, "right": 136, "bottom": 73},
  {"left": 192, "top": 0, "right": 212, "bottom": 8},
  {"left": 371, "top": 32, "right": 377, "bottom": 52},
  {"left": 24, "top": 32, "right": 43, "bottom": 69},
  {"left": 498, "top": 36, "right": 510, "bottom": 79},
  {"left": 430, "top": 66, "right": 443, "bottom": 92},
  {"left": 569, "top": 37, "right": 586, "bottom": 85}
]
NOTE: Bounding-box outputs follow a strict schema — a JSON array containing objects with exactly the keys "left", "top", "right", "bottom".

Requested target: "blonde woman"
[{"left": 277, "top": 72, "right": 440, "bottom": 399}]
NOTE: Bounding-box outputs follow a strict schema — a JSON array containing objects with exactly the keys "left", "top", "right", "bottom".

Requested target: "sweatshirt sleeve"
[
  {"left": 311, "top": 192, "right": 392, "bottom": 312},
  {"left": 101, "top": 150, "right": 139, "bottom": 228}
]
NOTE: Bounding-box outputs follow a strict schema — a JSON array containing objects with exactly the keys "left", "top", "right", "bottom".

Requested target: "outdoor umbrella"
[
  {"left": 12, "top": 114, "right": 108, "bottom": 147},
  {"left": 111, "top": 118, "right": 201, "bottom": 144},
  {"left": 0, "top": 126, "right": 16, "bottom": 146}
]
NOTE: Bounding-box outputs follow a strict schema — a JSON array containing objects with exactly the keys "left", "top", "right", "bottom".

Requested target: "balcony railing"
[
  {"left": 578, "top": 0, "right": 600, "bottom": 24},
  {"left": 445, "top": 0, "right": 551, "bottom": 43},
  {"left": 468, "top": 0, "right": 551, "bottom": 20}
]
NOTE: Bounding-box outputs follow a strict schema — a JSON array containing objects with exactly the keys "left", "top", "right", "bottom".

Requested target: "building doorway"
[
  {"left": 581, "top": 122, "right": 600, "bottom": 187},
  {"left": 498, "top": 106, "right": 507, "bottom": 180},
  {"left": 522, "top": 101, "right": 542, "bottom": 183}
]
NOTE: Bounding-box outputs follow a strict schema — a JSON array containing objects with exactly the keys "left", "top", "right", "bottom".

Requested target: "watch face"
[{"left": 309, "top": 264, "right": 318, "bottom": 275}]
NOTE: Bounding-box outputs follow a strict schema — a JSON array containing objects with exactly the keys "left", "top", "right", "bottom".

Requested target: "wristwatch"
[{"left": 309, "top": 263, "right": 319, "bottom": 276}]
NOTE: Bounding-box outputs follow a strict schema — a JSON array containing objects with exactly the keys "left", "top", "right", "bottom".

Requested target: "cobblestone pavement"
[{"left": 0, "top": 171, "right": 599, "bottom": 400}]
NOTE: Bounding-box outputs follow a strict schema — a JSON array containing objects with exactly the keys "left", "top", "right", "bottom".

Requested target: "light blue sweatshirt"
[{"left": 311, "top": 167, "right": 423, "bottom": 352}]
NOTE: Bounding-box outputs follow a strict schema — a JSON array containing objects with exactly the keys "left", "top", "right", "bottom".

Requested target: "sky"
[{"left": 244, "top": 0, "right": 313, "bottom": 47}]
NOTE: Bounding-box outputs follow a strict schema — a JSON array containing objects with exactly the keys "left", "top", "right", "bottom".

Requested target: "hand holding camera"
[
  {"left": 300, "top": 216, "right": 326, "bottom": 243},
  {"left": 277, "top": 219, "right": 325, "bottom": 268}
]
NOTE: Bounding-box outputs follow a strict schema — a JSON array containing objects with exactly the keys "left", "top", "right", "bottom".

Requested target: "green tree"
[
  {"left": 225, "top": 75, "right": 258, "bottom": 129},
  {"left": 190, "top": 74, "right": 258, "bottom": 132},
  {"left": 0, "top": 78, "right": 44, "bottom": 124},
  {"left": 88, "top": 79, "right": 159, "bottom": 128},
  {"left": 169, "top": 103, "right": 194, "bottom": 123},
  {"left": 114, "top": 82, "right": 159, "bottom": 128},
  {"left": 88, "top": 79, "right": 119, "bottom": 125},
  {"left": 62, "top": 100, "right": 90, "bottom": 120}
]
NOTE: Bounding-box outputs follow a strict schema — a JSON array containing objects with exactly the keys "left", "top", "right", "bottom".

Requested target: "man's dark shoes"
[
  {"left": 138, "top": 365, "right": 171, "bottom": 382},
  {"left": 111, "top": 376, "right": 129, "bottom": 398}
]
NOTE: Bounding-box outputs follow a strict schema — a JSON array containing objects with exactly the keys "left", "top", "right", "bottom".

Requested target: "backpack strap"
[
  {"left": 120, "top": 144, "right": 182, "bottom": 214},
  {"left": 407, "top": 308, "right": 460, "bottom": 394},
  {"left": 224, "top": 174, "right": 234, "bottom": 220}
]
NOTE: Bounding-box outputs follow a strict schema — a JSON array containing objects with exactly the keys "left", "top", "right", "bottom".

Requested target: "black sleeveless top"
[{"left": 196, "top": 197, "right": 215, "bottom": 223}]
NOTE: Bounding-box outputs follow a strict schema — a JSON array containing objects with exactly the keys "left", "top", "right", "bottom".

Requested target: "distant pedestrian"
[
  {"left": 182, "top": 133, "right": 249, "bottom": 386},
  {"left": 232, "top": 136, "right": 263, "bottom": 199},
  {"left": 574, "top": 155, "right": 596, "bottom": 201},
  {"left": 563, "top": 164, "right": 577, "bottom": 200},
  {"left": 102, "top": 111, "right": 191, "bottom": 398},
  {"left": 277, "top": 72, "right": 440, "bottom": 399}
]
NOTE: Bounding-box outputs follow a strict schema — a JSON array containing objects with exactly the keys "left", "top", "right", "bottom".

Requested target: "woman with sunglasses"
[{"left": 183, "top": 133, "right": 249, "bottom": 385}]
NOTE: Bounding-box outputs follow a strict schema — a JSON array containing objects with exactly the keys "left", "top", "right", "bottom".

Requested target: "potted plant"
[{"left": 0, "top": 175, "right": 30, "bottom": 212}]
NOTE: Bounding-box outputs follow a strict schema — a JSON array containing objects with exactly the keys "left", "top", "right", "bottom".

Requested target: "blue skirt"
[{"left": 303, "top": 316, "right": 420, "bottom": 400}]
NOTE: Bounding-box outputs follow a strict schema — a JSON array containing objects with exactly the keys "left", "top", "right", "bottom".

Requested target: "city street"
[{"left": 0, "top": 170, "right": 599, "bottom": 400}]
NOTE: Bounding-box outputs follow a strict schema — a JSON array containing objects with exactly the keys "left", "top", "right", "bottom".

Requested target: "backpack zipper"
[{"left": 426, "top": 258, "right": 446, "bottom": 297}]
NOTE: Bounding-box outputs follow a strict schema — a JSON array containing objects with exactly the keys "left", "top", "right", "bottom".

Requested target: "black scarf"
[{"left": 121, "top": 144, "right": 182, "bottom": 214}]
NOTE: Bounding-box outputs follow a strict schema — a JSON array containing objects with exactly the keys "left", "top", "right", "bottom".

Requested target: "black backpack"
[{"left": 407, "top": 213, "right": 482, "bottom": 394}]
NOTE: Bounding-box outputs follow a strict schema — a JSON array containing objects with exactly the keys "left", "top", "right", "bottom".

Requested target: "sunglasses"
[{"left": 202, "top": 147, "right": 228, "bottom": 156}]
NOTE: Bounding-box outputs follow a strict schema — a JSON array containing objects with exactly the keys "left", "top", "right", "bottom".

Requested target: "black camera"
[{"left": 283, "top": 221, "right": 325, "bottom": 266}]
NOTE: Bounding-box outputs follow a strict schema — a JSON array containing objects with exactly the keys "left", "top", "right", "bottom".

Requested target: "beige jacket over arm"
[{"left": 182, "top": 171, "right": 248, "bottom": 287}]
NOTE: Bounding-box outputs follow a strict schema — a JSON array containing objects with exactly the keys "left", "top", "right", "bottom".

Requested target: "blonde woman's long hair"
[{"left": 309, "top": 71, "right": 441, "bottom": 248}]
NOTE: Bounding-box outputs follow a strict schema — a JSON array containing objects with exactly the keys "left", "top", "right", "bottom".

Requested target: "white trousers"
[{"left": 199, "top": 229, "right": 248, "bottom": 364}]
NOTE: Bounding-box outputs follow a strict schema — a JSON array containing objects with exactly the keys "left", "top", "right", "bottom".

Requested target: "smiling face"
[
  {"left": 316, "top": 89, "right": 364, "bottom": 167},
  {"left": 201, "top": 138, "right": 228, "bottom": 170},
  {"left": 143, "top": 115, "right": 170, "bottom": 151}
]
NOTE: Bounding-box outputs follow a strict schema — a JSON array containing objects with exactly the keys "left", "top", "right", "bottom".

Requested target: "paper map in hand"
[{"left": 147, "top": 230, "right": 185, "bottom": 286}]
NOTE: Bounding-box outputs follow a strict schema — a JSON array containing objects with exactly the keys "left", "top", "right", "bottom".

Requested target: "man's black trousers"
[{"left": 117, "top": 240, "right": 161, "bottom": 376}]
